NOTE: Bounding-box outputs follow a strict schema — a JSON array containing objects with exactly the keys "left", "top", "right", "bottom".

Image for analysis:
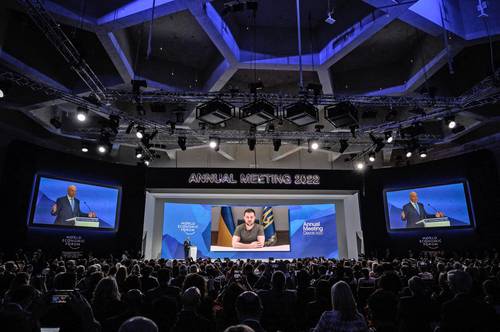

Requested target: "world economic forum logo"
[
  {"left": 302, "top": 221, "right": 324, "bottom": 236},
  {"left": 177, "top": 221, "right": 198, "bottom": 236}
]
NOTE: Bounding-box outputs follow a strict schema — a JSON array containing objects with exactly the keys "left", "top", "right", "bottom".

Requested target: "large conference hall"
[{"left": 0, "top": 0, "right": 499, "bottom": 331}]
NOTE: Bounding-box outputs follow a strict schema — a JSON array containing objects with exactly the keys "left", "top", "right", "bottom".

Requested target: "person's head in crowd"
[
  {"left": 447, "top": 269, "right": 472, "bottom": 295},
  {"left": 157, "top": 268, "right": 171, "bottom": 287},
  {"left": 482, "top": 279, "right": 500, "bottom": 301},
  {"left": 243, "top": 263, "right": 254, "bottom": 276},
  {"left": 236, "top": 291, "right": 262, "bottom": 322},
  {"left": 271, "top": 271, "right": 286, "bottom": 291},
  {"left": 142, "top": 265, "right": 153, "bottom": 278},
  {"left": 53, "top": 270, "right": 77, "bottom": 290},
  {"left": 224, "top": 325, "right": 255, "bottom": 332},
  {"left": 183, "top": 273, "right": 206, "bottom": 297},
  {"left": 65, "top": 260, "right": 76, "bottom": 273},
  {"left": 124, "top": 289, "right": 144, "bottom": 313},
  {"left": 367, "top": 289, "right": 398, "bottom": 327},
  {"left": 92, "top": 276, "right": 121, "bottom": 304},
  {"left": 315, "top": 279, "right": 332, "bottom": 303},
  {"left": 295, "top": 269, "right": 311, "bottom": 289},
  {"left": 378, "top": 272, "right": 401, "bottom": 294},
  {"left": 331, "top": 281, "right": 358, "bottom": 321},
  {"left": 5, "top": 261, "right": 18, "bottom": 273},
  {"left": 181, "top": 286, "right": 201, "bottom": 311},
  {"left": 9, "top": 272, "right": 30, "bottom": 291},
  {"left": 408, "top": 276, "right": 426, "bottom": 296},
  {"left": 124, "top": 274, "right": 142, "bottom": 292},
  {"left": 360, "top": 268, "right": 370, "bottom": 279},
  {"left": 118, "top": 316, "right": 158, "bottom": 332},
  {"left": 7, "top": 285, "right": 38, "bottom": 310}
]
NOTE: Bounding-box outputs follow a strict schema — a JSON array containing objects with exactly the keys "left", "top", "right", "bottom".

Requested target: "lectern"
[
  {"left": 66, "top": 217, "right": 99, "bottom": 228},
  {"left": 189, "top": 246, "right": 198, "bottom": 260},
  {"left": 416, "top": 217, "right": 450, "bottom": 228}
]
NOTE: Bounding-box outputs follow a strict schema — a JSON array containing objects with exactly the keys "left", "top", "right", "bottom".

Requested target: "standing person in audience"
[
  {"left": 183, "top": 238, "right": 191, "bottom": 261},
  {"left": 313, "top": 281, "right": 368, "bottom": 332}
]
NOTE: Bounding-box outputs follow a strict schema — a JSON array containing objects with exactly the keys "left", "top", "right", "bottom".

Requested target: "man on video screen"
[
  {"left": 401, "top": 191, "right": 444, "bottom": 228},
  {"left": 232, "top": 208, "right": 265, "bottom": 249},
  {"left": 50, "top": 185, "right": 96, "bottom": 226}
]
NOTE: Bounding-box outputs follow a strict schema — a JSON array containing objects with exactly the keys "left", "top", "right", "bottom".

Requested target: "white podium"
[
  {"left": 66, "top": 217, "right": 99, "bottom": 228},
  {"left": 416, "top": 217, "right": 450, "bottom": 228},
  {"left": 188, "top": 246, "right": 197, "bottom": 260}
]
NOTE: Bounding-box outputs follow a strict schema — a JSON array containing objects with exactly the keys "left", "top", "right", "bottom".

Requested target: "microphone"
[
  {"left": 83, "top": 201, "right": 95, "bottom": 216},
  {"left": 427, "top": 203, "right": 439, "bottom": 213}
]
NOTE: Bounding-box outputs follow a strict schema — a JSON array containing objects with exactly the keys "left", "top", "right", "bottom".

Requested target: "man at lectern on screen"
[
  {"left": 50, "top": 185, "right": 96, "bottom": 226},
  {"left": 401, "top": 191, "right": 444, "bottom": 228},
  {"left": 232, "top": 208, "right": 265, "bottom": 249}
]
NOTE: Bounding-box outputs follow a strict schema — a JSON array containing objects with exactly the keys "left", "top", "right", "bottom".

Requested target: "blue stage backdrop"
[
  {"left": 31, "top": 176, "right": 120, "bottom": 229},
  {"left": 385, "top": 182, "right": 472, "bottom": 230},
  {"left": 162, "top": 203, "right": 337, "bottom": 259}
]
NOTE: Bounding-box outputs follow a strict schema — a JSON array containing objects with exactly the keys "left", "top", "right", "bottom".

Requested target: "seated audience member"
[
  {"left": 103, "top": 289, "right": 145, "bottom": 332},
  {"left": 146, "top": 268, "right": 181, "bottom": 303},
  {"left": 172, "top": 286, "right": 215, "bottom": 332},
  {"left": 257, "top": 270, "right": 297, "bottom": 332},
  {"left": 313, "top": 280, "right": 368, "bottom": 332},
  {"left": 367, "top": 289, "right": 399, "bottom": 332},
  {"left": 439, "top": 270, "right": 497, "bottom": 332},
  {"left": 182, "top": 273, "right": 214, "bottom": 323},
  {"left": 91, "top": 277, "right": 126, "bottom": 323},
  {"left": 398, "top": 276, "right": 437, "bottom": 332},
  {"left": 140, "top": 265, "right": 159, "bottom": 293},
  {"left": 235, "top": 291, "right": 265, "bottom": 332},
  {"left": 118, "top": 316, "right": 158, "bottom": 332},
  {"left": 483, "top": 279, "right": 500, "bottom": 316},
  {"left": 306, "top": 279, "right": 332, "bottom": 329}
]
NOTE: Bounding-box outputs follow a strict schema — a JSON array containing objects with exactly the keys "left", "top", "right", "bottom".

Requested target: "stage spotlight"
[
  {"left": 209, "top": 137, "right": 220, "bottom": 150},
  {"left": 419, "top": 148, "right": 427, "bottom": 158},
  {"left": 324, "top": 102, "right": 358, "bottom": 128},
  {"left": 355, "top": 161, "right": 365, "bottom": 170},
  {"left": 0, "top": 81, "right": 11, "bottom": 98},
  {"left": 196, "top": 98, "right": 234, "bottom": 125},
  {"left": 81, "top": 144, "right": 89, "bottom": 153},
  {"left": 284, "top": 100, "right": 319, "bottom": 126},
  {"left": 406, "top": 150, "right": 413, "bottom": 158},
  {"left": 76, "top": 107, "right": 88, "bottom": 122},
  {"left": 369, "top": 133, "right": 385, "bottom": 152},
  {"left": 240, "top": 99, "right": 276, "bottom": 126},
  {"left": 368, "top": 152, "right": 376, "bottom": 162},
  {"left": 273, "top": 138, "right": 281, "bottom": 152},
  {"left": 135, "top": 148, "right": 143, "bottom": 159},
  {"left": 136, "top": 126, "right": 145, "bottom": 139},
  {"left": 384, "top": 131, "right": 394, "bottom": 143},
  {"left": 339, "top": 139, "right": 349, "bottom": 153},
  {"left": 144, "top": 159, "right": 150, "bottom": 167},
  {"left": 308, "top": 140, "right": 319, "bottom": 153},
  {"left": 178, "top": 136, "right": 187, "bottom": 151},
  {"left": 446, "top": 116, "right": 457, "bottom": 129},
  {"left": 125, "top": 121, "right": 135, "bottom": 134},
  {"left": 0, "top": 88, "right": 4, "bottom": 98},
  {"left": 97, "top": 145, "right": 107, "bottom": 154},
  {"left": 325, "top": 11, "right": 336, "bottom": 24}
]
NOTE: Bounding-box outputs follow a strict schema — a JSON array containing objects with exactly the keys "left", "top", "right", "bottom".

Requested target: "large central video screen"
[
  {"left": 384, "top": 181, "right": 473, "bottom": 231},
  {"left": 162, "top": 202, "right": 337, "bottom": 259},
  {"left": 29, "top": 175, "right": 120, "bottom": 230}
]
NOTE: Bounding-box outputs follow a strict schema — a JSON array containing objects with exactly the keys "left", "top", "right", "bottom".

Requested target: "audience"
[{"left": 0, "top": 249, "right": 499, "bottom": 332}]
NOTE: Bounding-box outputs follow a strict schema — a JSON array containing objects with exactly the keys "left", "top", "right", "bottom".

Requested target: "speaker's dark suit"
[
  {"left": 51, "top": 196, "right": 86, "bottom": 225},
  {"left": 402, "top": 202, "right": 432, "bottom": 228}
]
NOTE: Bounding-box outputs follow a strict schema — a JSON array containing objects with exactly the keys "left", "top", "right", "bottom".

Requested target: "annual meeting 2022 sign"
[{"left": 188, "top": 172, "right": 321, "bottom": 186}]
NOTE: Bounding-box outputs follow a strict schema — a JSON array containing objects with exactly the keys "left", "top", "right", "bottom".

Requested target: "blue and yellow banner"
[
  {"left": 262, "top": 206, "right": 277, "bottom": 246},
  {"left": 217, "top": 206, "right": 236, "bottom": 247}
]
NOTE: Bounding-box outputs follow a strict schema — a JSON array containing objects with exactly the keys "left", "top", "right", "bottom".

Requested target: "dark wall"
[
  {"left": 0, "top": 141, "right": 146, "bottom": 256},
  {"left": 0, "top": 140, "right": 499, "bottom": 256}
]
